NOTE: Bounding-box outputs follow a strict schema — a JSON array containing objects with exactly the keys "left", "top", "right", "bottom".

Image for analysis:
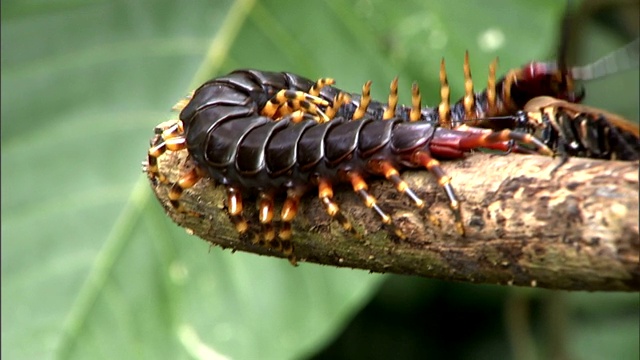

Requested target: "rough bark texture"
[{"left": 146, "top": 149, "right": 639, "bottom": 292}]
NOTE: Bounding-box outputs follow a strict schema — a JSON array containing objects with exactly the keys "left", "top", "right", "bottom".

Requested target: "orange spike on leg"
[
  {"left": 439, "top": 59, "right": 452, "bottom": 128},
  {"left": 325, "top": 92, "right": 351, "bottom": 120},
  {"left": 410, "top": 82, "right": 422, "bottom": 122},
  {"left": 383, "top": 77, "right": 399, "bottom": 120},
  {"left": 146, "top": 120, "right": 185, "bottom": 183},
  {"left": 463, "top": 51, "right": 476, "bottom": 121},
  {"left": 352, "top": 80, "right": 372, "bottom": 120}
]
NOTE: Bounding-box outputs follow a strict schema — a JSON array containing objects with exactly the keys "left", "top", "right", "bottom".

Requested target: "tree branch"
[{"left": 146, "top": 150, "right": 639, "bottom": 292}]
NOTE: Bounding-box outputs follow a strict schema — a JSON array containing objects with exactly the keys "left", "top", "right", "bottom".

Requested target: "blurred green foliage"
[{"left": 2, "top": 0, "right": 638, "bottom": 359}]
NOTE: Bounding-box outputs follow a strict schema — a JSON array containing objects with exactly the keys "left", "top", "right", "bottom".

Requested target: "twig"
[{"left": 146, "top": 150, "right": 639, "bottom": 291}]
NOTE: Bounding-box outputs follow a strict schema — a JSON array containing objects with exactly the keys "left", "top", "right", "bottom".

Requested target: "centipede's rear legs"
[{"left": 145, "top": 119, "right": 207, "bottom": 218}]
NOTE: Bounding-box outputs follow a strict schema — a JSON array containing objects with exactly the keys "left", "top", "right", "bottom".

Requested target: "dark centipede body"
[{"left": 146, "top": 64, "right": 563, "bottom": 263}]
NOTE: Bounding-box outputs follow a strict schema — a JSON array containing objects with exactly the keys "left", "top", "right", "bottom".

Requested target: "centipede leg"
[
  {"left": 413, "top": 150, "right": 465, "bottom": 236},
  {"left": 308, "top": 77, "right": 335, "bottom": 96},
  {"left": 318, "top": 178, "right": 356, "bottom": 235},
  {"left": 279, "top": 186, "right": 306, "bottom": 265},
  {"left": 410, "top": 82, "right": 422, "bottom": 122},
  {"left": 226, "top": 187, "right": 254, "bottom": 241},
  {"left": 438, "top": 58, "right": 452, "bottom": 128},
  {"left": 168, "top": 166, "right": 204, "bottom": 217},
  {"left": 257, "top": 190, "right": 278, "bottom": 248},
  {"left": 371, "top": 160, "right": 441, "bottom": 228},
  {"left": 325, "top": 92, "right": 351, "bottom": 120},
  {"left": 352, "top": 80, "right": 372, "bottom": 120},
  {"left": 383, "top": 77, "right": 398, "bottom": 120},
  {"left": 345, "top": 171, "right": 406, "bottom": 239},
  {"left": 462, "top": 51, "right": 476, "bottom": 121},
  {"left": 261, "top": 89, "right": 329, "bottom": 122},
  {"left": 146, "top": 120, "right": 185, "bottom": 183}
]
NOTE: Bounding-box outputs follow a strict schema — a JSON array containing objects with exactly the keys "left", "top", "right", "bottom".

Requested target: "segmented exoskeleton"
[
  {"left": 516, "top": 96, "right": 639, "bottom": 162},
  {"left": 145, "top": 62, "right": 570, "bottom": 263}
]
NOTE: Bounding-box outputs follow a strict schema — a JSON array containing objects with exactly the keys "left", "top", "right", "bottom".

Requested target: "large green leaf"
[{"left": 3, "top": 1, "right": 636, "bottom": 359}]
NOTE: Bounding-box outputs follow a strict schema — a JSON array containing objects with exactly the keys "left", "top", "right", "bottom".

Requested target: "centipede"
[{"left": 144, "top": 52, "right": 585, "bottom": 263}]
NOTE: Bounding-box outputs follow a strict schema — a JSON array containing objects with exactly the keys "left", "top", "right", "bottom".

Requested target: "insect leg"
[
  {"left": 325, "top": 92, "right": 351, "bottom": 120},
  {"left": 257, "top": 190, "right": 278, "bottom": 248},
  {"left": 261, "top": 90, "right": 329, "bottom": 120},
  {"left": 413, "top": 150, "right": 464, "bottom": 235},
  {"left": 279, "top": 186, "right": 306, "bottom": 263},
  {"left": 308, "top": 77, "right": 335, "bottom": 96},
  {"left": 370, "top": 159, "right": 441, "bottom": 228},
  {"left": 352, "top": 80, "right": 372, "bottom": 120},
  {"left": 225, "top": 186, "right": 260, "bottom": 243},
  {"left": 382, "top": 77, "right": 399, "bottom": 120},
  {"left": 463, "top": 51, "right": 476, "bottom": 121},
  {"left": 146, "top": 119, "right": 185, "bottom": 183},
  {"left": 345, "top": 171, "right": 405, "bottom": 239},
  {"left": 410, "top": 82, "right": 422, "bottom": 122},
  {"left": 438, "top": 58, "right": 452, "bottom": 128},
  {"left": 168, "top": 165, "right": 204, "bottom": 216},
  {"left": 318, "top": 178, "right": 356, "bottom": 235}
]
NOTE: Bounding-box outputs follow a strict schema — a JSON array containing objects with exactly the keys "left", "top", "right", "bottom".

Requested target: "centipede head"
[{"left": 511, "top": 61, "right": 585, "bottom": 105}]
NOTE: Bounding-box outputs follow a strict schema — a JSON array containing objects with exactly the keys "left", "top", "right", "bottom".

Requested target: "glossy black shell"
[{"left": 179, "top": 70, "right": 442, "bottom": 193}]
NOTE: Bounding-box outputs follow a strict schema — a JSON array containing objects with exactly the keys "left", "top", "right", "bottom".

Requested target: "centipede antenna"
[
  {"left": 383, "top": 77, "right": 399, "bottom": 120},
  {"left": 352, "top": 80, "right": 372, "bottom": 120}
]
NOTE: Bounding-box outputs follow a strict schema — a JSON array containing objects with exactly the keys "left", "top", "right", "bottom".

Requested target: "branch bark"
[{"left": 146, "top": 150, "right": 639, "bottom": 292}]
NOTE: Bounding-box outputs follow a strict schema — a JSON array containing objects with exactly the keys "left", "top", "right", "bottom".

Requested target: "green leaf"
[{"left": 2, "top": 0, "right": 636, "bottom": 359}]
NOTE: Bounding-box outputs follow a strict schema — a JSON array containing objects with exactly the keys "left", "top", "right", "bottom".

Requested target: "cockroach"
[{"left": 518, "top": 96, "right": 639, "bottom": 162}]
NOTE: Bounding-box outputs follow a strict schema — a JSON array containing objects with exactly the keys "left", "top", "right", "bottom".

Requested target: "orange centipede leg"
[
  {"left": 413, "top": 150, "right": 464, "bottom": 235},
  {"left": 345, "top": 171, "right": 406, "bottom": 239}
]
